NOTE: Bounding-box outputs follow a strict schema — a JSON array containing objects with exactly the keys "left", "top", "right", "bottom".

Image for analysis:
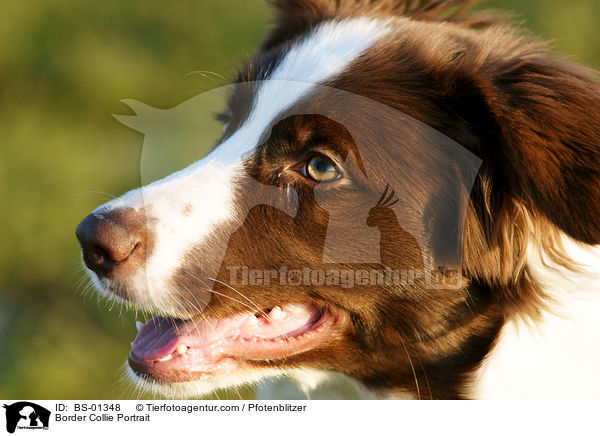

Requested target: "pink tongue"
[
  {"left": 132, "top": 317, "right": 188, "bottom": 361},
  {"left": 131, "top": 306, "right": 322, "bottom": 362}
]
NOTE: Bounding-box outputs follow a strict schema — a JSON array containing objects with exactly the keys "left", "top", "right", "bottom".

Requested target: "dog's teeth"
[
  {"left": 176, "top": 344, "right": 188, "bottom": 355},
  {"left": 157, "top": 354, "right": 173, "bottom": 362},
  {"left": 269, "top": 306, "right": 284, "bottom": 320},
  {"left": 247, "top": 315, "right": 259, "bottom": 327},
  {"left": 136, "top": 321, "right": 144, "bottom": 332}
]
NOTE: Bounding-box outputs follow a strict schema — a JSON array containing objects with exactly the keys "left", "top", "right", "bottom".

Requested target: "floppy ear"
[{"left": 479, "top": 52, "right": 600, "bottom": 245}]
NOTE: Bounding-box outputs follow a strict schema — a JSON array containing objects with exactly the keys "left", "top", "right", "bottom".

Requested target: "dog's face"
[{"left": 76, "top": 0, "right": 600, "bottom": 399}]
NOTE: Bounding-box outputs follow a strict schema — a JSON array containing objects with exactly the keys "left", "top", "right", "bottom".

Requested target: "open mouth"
[{"left": 128, "top": 303, "right": 338, "bottom": 383}]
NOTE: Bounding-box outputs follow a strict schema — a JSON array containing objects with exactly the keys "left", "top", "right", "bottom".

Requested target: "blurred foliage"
[{"left": 0, "top": 0, "right": 598, "bottom": 399}]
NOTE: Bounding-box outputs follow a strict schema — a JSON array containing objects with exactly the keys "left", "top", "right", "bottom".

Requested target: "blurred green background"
[{"left": 1, "top": 0, "right": 598, "bottom": 399}]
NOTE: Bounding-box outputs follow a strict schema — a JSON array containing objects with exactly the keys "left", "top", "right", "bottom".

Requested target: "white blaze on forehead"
[
  {"left": 96, "top": 18, "right": 390, "bottom": 301},
  {"left": 211, "top": 17, "right": 391, "bottom": 164}
]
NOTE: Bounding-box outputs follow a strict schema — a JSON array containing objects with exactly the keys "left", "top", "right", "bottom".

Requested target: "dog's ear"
[
  {"left": 477, "top": 52, "right": 600, "bottom": 245},
  {"left": 455, "top": 48, "right": 600, "bottom": 316}
]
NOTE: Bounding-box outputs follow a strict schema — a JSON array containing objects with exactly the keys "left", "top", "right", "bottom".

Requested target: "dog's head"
[{"left": 76, "top": 0, "right": 600, "bottom": 399}]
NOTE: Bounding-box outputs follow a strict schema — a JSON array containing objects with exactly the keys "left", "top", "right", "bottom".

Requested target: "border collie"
[{"left": 76, "top": 0, "right": 600, "bottom": 399}]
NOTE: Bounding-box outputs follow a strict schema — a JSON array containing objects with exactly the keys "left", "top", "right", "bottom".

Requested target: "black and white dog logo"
[{"left": 3, "top": 402, "right": 50, "bottom": 434}]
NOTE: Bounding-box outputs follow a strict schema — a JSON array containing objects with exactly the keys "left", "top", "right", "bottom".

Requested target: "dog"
[{"left": 76, "top": 0, "right": 600, "bottom": 399}]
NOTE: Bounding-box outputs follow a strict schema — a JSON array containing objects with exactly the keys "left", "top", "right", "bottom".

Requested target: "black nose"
[{"left": 76, "top": 208, "right": 147, "bottom": 277}]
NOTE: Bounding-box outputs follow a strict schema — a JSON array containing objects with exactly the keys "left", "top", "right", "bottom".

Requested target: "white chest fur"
[
  {"left": 471, "top": 238, "right": 600, "bottom": 399},
  {"left": 256, "top": 369, "right": 379, "bottom": 400}
]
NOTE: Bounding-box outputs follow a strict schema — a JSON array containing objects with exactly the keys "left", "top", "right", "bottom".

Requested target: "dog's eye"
[{"left": 304, "top": 156, "right": 340, "bottom": 183}]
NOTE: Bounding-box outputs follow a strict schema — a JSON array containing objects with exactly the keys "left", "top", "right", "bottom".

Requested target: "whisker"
[
  {"left": 69, "top": 190, "right": 117, "bottom": 200},
  {"left": 398, "top": 336, "right": 420, "bottom": 400},
  {"left": 416, "top": 354, "right": 432, "bottom": 400},
  {"left": 172, "top": 284, "right": 218, "bottom": 335},
  {"left": 205, "top": 277, "right": 274, "bottom": 321},
  {"left": 203, "top": 277, "right": 293, "bottom": 349},
  {"left": 185, "top": 70, "right": 226, "bottom": 81}
]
